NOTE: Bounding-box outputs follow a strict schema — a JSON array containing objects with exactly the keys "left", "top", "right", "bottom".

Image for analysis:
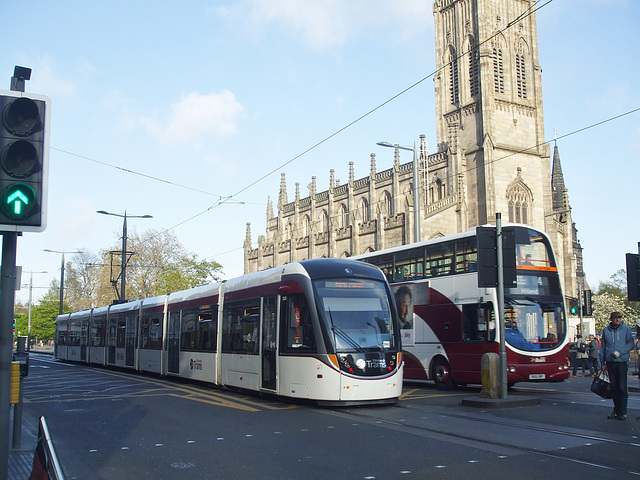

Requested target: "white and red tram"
[{"left": 55, "top": 258, "right": 403, "bottom": 405}]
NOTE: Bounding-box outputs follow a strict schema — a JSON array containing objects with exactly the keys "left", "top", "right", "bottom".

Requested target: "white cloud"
[
  {"left": 141, "top": 90, "right": 244, "bottom": 145},
  {"left": 219, "top": 0, "right": 432, "bottom": 51}
]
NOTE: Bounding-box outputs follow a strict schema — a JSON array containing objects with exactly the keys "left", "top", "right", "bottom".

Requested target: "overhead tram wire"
[
  {"left": 52, "top": 147, "right": 227, "bottom": 198},
  {"left": 54, "top": 0, "right": 553, "bottom": 239},
  {"left": 205, "top": 0, "right": 556, "bottom": 206},
  {"left": 57, "top": 0, "right": 612, "bottom": 263}
]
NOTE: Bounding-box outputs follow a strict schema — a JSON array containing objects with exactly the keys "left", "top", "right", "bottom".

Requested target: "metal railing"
[{"left": 31, "top": 416, "right": 65, "bottom": 480}]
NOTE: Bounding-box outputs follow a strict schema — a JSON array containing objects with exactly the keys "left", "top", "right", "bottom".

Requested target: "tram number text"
[{"left": 190, "top": 358, "right": 203, "bottom": 370}]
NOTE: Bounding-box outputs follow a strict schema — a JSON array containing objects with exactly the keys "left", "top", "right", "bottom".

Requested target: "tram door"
[
  {"left": 107, "top": 317, "right": 117, "bottom": 364},
  {"left": 261, "top": 296, "right": 277, "bottom": 390},
  {"left": 80, "top": 320, "right": 88, "bottom": 362},
  {"left": 167, "top": 311, "right": 180, "bottom": 375},
  {"left": 125, "top": 316, "right": 137, "bottom": 367}
]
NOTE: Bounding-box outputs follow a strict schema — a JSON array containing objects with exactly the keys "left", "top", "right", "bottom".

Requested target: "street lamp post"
[
  {"left": 97, "top": 210, "right": 152, "bottom": 303},
  {"left": 44, "top": 249, "right": 81, "bottom": 315},
  {"left": 377, "top": 141, "right": 422, "bottom": 243},
  {"left": 25, "top": 270, "right": 47, "bottom": 350}
]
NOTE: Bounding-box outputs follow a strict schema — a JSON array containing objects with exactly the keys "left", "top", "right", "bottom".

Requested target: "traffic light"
[
  {"left": 627, "top": 253, "right": 640, "bottom": 302},
  {"left": 0, "top": 89, "right": 50, "bottom": 232},
  {"left": 582, "top": 289, "right": 593, "bottom": 316},
  {"left": 568, "top": 298, "right": 579, "bottom": 316}
]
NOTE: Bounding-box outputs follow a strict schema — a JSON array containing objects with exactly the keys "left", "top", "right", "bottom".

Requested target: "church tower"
[
  {"left": 433, "top": 0, "right": 553, "bottom": 231},
  {"left": 432, "top": 0, "right": 582, "bottom": 311},
  {"left": 244, "top": 0, "right": 585, "bottom": 324}
]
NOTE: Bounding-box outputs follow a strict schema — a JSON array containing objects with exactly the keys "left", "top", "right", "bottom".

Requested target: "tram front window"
[
  {"left": 314, "top": 279, "right": 396, "bottom": 353},
  {"left": 504, "top": 297, "right": 566, "bottom": 351}
]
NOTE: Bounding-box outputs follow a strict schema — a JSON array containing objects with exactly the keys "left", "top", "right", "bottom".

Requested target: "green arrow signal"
[
  {"left": 0, "top": 184, "right": 36, "bottom": 220},
  {"left": 7, "top": 189, "right": 29, "bottom": 215}
]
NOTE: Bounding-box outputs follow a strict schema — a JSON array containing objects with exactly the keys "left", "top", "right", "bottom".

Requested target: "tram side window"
[
  {"left": 68, "top": 321, "right": 81, "bottom": 346},
  {"left": 456, "top": 237, "right": 478, "bottom": 273},
  {"left": 141, "top": 315, "right": 163, "bottom": 350},
  {"left": 116, "top": 319, "right": 126, "bottom": 348},
  {"left": 426, "top": 241, "right": 454, "bottom": 277},
  {"left": 91, "top": 318, "right": 106, "bottom": 347},
  {"left": 180, "top": 306, "right": 217, "bottom": 352},
  {"left": 462, "top": 303, "right": 495, "bottom": 342},
  {"left": 222, "top": 300, "right": 260, "bottom": 353},
  {"left": 282, "top": 294, "right": 316, "bottom": 353},
  {"left": 56, "top": 325, "right": 67, "bottom": 346}
]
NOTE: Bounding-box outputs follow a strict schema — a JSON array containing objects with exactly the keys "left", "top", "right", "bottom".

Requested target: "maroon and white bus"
[{"left": 353, "top": 224, "right": 570, "bottom": 389}]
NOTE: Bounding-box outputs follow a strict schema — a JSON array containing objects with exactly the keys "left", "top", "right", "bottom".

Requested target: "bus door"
[
  {"left": 126, "top": 316, "right": 137, "bottom": 367},
  {"left": 167, "top": 311, "right": 180, "bottom": 375},
  {"left": 261, "top": 296, "right": 278, "bottom": 391},
  {"left": 108, "top": 317, "right": 117, "bottom": 365}
]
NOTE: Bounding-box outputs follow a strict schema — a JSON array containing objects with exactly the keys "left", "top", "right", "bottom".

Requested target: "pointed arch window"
[
  {"left": 360, "top": 198, "right": 369, "bottom": 222},
  {"left": 516, "top": 53, "right": 527, "bottom": 99},
  {"left": 468, "top": 36, "right": 480, "bottom": 98},
  {"left": 337, "top": 203, "right": 348, "bottom": 228},
  {"left": 492, "top": 44, "right": 504, "bottom": 94},
  {"left": 448, "top": 46, "right": 460, "bottom": 105},
  {"left": 381, "top": 191, "right": 393, "bottom": 217},
  {"left": 321, "top": 210, "right": 329, "bottom": 232},
  {"left": 301, "top": 214, "right": 310, "bottom": 237},
  {"left": 507, "top": 184, "right": 532, "bottom": 225}
]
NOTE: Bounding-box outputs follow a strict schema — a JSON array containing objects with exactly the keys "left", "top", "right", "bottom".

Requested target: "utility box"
[
  {"left": 480, "top": 352, "right": 500, "bottom": 399},
  {"left": 13, "top": 335, "right": 29, "bottom": 376}
]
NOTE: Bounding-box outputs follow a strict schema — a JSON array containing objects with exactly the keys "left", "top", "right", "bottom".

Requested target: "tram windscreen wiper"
[
  {"left": 327, "top": 308, "right": 366, "bottom": 353},
  {"left": 367, "top": 320, "right": 384, "bottom": 351}
]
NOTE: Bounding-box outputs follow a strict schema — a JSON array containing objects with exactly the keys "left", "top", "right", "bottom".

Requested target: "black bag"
[{"left": 591, "top": 371, "right": 613, "bottom": 399}]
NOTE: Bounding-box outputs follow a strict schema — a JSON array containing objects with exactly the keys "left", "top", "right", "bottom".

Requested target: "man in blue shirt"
[{"left": 598, "top": 312, "right": 635, "bottom": 420}]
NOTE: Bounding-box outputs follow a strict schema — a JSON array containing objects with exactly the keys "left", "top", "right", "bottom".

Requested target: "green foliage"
[
  {"left": 41, "top": 228, "right": 225, "bottom": 311},
  {"left": 13, "top": 290, "right": 59, "bottom": 343},
  {"left": 593, "top": 269, "right": 640, "bottom": 334}
]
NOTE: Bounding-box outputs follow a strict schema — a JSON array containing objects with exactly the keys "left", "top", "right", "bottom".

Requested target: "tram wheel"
[{"left": 433, "top": 358, "right": 455, "bottom": 390}]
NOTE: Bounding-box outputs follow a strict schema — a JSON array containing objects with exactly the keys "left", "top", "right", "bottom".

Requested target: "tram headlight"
[{"left": 508, "top": 365, "right": 516, "bottom": 373}]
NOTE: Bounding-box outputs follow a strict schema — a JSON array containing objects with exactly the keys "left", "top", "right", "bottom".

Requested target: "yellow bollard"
[
  {"left": 480, "top": 352, "right": 500, "bottom": 398},
  {"left": 10, "top": 361, "right": 20, "bottom": 404}
]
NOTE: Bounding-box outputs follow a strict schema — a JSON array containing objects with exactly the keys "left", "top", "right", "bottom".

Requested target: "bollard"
[{"left": 480, "top": 352, "right": 500, "bottom": 398}]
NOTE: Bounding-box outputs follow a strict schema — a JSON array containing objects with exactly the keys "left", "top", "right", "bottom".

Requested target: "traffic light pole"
[
  {"left": 578, "top": 282, "right": 584, "bottom": 336},
  {"left": 496, "top": 213, "right": 508, "bottom": 399},
  {"left": 0, "top": 231, "right": 18, "bottom": 477}
]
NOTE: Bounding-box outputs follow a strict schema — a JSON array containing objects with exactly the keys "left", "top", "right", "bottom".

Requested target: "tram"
[
  {"left": 353, "top": 224, "right": 571, "bottom": 389},
  {"left": 55, "top": 258, "right": 403, "bottom": 405}
]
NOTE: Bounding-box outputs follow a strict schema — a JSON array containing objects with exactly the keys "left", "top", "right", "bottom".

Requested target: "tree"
[
  {"left": 593, "top": 269, "right": 640, "bottom": 334},
  {"left": 592, "top": 292, "right": 638, "bottom": 334},
  {"left": 14, "top": 290, "right": 59, "bottom": 344},
  {"left": 62, "top": 227, "right": 223, "bottom": 308},
  {"left": 64, "top": 249, "right": 105, "bottom": 309}
]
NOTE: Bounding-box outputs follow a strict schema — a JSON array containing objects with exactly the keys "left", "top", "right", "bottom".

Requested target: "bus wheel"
[{"left": 433, "top": 358, "right": 454, "bottom": 390}]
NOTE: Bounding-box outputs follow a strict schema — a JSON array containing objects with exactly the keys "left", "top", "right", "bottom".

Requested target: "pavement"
[
  {"left": 7, "top": 347, "right": 52, "bottom": 480},
  {"left": 7, "top": 407, "right": 38, "bottom": 480}
]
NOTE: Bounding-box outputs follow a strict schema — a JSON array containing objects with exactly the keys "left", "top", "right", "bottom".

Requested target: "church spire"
[
  {"left": 278, "top": 173, "right": 288, "bottom": 210},
  {"left": 551, "top": 142, "right": 566, "bottom": 211}
]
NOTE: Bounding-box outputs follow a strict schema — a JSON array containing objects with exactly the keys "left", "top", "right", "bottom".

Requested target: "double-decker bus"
[
  {"left": 352, "top": 224, "right": 570, "bottom": 389},
  {"left": 55, "top": 258, "right": 403, "bottom": 405}
]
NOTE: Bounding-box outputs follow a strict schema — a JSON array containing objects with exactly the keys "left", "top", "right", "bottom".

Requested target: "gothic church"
[{"left": 243, "top": 0, "right": 585, "bottom": 312}]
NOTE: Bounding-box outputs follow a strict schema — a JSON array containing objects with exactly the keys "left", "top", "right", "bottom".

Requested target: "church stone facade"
[{"left": 243, "top": 0, "right": 586, "bottom": 310}]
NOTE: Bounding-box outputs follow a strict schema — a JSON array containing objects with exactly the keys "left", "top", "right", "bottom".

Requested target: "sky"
[{"left": 4, "top": 0, "right": 640, "bottom": 305}]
